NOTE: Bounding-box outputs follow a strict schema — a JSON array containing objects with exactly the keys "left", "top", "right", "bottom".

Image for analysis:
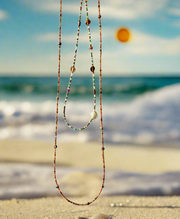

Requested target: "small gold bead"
[{"left": 70, "top": 66, "right": 76, "bottom": 73}]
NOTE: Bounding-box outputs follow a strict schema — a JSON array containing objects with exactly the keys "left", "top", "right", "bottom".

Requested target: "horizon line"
[{"left": 1, "top": 73, "right": 180, "bottom": 78}]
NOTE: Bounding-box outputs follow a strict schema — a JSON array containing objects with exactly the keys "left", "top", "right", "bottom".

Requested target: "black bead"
[{"left": 90, "top": 66, "right": 95, "bottom": 72}]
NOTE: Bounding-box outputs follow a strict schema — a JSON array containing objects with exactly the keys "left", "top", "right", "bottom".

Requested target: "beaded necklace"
[{"left": 54, "top": 0, "right": 105, "bottom": 206}]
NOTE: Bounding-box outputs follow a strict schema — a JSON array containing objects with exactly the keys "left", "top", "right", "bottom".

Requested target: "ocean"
[
  {"left": 1, "top": 76, "right": 180, "bottom": 144},
  {"left": 1, "top": 76, "right": 180, "bottom": 199}
]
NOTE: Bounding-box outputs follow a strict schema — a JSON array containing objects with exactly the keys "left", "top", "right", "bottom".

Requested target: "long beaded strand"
[{"left": 54, "top": 0, "right": 105, "bottom": 206}]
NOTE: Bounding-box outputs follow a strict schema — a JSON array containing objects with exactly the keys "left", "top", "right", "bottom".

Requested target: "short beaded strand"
[
  {"left": 63, "top": 0, "right": 97, "bottom": 131},
  {"left": 54, "top": 0, "right": 105, "bottom": 206}
]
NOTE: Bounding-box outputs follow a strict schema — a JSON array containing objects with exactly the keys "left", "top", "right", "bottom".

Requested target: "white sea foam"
[
  {"left": 1, "top": 164, "right": 180, "bottom": 199},
  {"left": 1, "top": 84, "right": 180, "bottom": 144}
]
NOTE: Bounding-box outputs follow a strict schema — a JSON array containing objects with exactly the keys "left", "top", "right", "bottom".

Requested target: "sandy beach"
[
  {"left": 1, "top": 196, "right": 180, "bottom": 219},
  {"left": 1, "top": 140, "right": 180, "bottom": 218},
  {"left": 1, "top": 140, "right": 180, "bottom": 173}
]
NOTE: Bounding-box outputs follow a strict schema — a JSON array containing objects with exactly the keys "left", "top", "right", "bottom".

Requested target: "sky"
[{"left": 0, "top": 0, "right": 180, "bottom": 76}]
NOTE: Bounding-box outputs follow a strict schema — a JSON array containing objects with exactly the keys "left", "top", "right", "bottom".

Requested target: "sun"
[{"left": 116, "top": 28, "right": 131, "bottom": 43}]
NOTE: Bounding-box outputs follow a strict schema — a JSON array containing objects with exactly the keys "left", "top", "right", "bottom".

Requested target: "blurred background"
[
  {"left": 1, "top": 0, "right": 180, "bottom": 200},
  {"left": 1, "top": 0, "right": 180, "bottom": 144}
]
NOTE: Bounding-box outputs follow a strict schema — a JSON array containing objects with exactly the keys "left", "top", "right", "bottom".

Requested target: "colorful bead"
[
  {"left": 85, "top": 19, "right": 91, "bottom": 25},
  {"left": 89, "top": 45, "right": 93, "bottom": 50},
  {"left": 70, "top": 66, "right": 76, "bottom": 73}
]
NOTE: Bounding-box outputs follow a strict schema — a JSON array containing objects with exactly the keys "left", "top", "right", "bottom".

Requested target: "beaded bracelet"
[{"left": 54, "top": 0, "right": 105, "bottom": 206}]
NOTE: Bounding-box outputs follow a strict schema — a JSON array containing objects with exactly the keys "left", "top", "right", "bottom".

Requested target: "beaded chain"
[
  {"left": 54, "top": 0, "right": 105, "bottom": 206},
  {"left": 63, "top": 0, "right": 97, "bottom": 131}
]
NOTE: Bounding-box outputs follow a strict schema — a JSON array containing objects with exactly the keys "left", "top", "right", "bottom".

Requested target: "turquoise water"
[{"left": 1, "top": 76, "right": 180, "bottom": 102}]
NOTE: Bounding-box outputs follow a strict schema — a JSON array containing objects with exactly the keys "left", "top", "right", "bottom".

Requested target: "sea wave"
[{"left": 1, "top": 83, "right": 180, "bottom": 144}]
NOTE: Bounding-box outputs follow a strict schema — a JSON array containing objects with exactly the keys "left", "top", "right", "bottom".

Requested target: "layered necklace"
[{"left": 54, "top": 0, "right": 105, "bottom": 206}]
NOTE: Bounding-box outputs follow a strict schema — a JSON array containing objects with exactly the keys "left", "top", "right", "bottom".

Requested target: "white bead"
[{"left": 91, "top": 111, "right": 98, "bottom": 120}]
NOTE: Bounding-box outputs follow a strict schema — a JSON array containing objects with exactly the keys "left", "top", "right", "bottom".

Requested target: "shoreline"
[{"left": 1, "top": 140, "right": 180, "bottom": 173}]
